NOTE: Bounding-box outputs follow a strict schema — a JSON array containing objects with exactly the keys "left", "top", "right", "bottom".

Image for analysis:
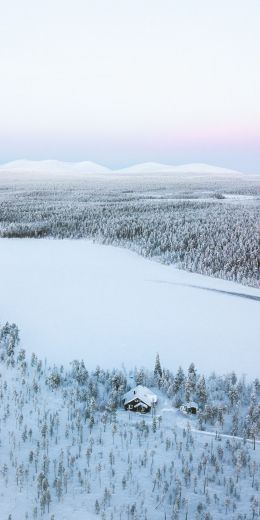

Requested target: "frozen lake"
[{"left": 0, "top": 238, "right": 259, "bottom": 378}]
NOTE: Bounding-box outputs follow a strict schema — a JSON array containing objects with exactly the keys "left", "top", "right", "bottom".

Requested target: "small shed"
[
  {"left": 122, "top": 385, "right": 157, "bottom": 414},
  {"left": 180, "top": 401, "right": 198, "bottom": 415}
]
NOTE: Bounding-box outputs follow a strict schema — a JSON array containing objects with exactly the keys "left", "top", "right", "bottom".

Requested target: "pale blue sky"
[{"left": 0, "top": 0, "right": 259, "bottom": 172}]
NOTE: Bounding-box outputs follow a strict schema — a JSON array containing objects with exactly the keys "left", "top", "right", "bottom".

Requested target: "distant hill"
[
  {"left": 114, "top": 162, "right": 242, "bottom": 175},
  {"left": 0, "top": 159, "right": 111, "bottom": 175},
  {"left": 0, "top": 159, "right": 244, "bottom": 176}
]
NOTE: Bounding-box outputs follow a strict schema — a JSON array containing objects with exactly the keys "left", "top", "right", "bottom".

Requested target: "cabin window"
[{"left": 129, "top": 405, "right": 133, "bottom": 409}]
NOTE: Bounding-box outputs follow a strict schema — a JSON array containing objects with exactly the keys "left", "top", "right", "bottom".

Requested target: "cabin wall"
[{"left": 124, "top": 398, "right": 151, "bottom": 413}]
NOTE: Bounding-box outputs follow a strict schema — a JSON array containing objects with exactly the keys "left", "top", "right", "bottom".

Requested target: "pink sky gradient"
[{"left": 0, "top": 0, "right": 259, "bottom": 173}]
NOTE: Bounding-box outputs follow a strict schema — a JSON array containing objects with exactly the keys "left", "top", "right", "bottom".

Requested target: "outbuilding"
[{"left": 180, "top": 401, "right": 198, "bottom": 415}]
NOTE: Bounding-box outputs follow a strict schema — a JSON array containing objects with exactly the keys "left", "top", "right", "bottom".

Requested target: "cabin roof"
[{"left": 123, "top": 385, "right": 157, "bottom": 407}]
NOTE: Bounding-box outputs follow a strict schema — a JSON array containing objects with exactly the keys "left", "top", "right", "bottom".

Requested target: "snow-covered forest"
[
  {"left": 1, "top": 322, "right": 260, "bottom": 520},
  {"left": 1, "top": 0, "right": 259, "bottom": 516},
  {"left": 0, "top": 172, "right": 259, "bottom": 288},
  {"left": 0, "top": 171, "right": 259, "bottom": 518}
]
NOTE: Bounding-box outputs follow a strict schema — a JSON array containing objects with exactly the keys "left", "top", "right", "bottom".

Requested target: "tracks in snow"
[{"left": 148, "top": 279, "right": 260, "bottom": 302}]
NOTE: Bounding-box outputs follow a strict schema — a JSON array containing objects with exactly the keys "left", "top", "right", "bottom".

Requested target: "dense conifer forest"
[{"left": 0, "top": 173, "right": 259, "bottom": 288}]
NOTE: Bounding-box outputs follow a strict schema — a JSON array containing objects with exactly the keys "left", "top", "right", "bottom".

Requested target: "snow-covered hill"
[
  {"left": 114, "top": 161, "right": 242, "bottom": 176},
  {"left": 0, "top": 159, "right": 111, "bottom": 175},
  {"left": 0, "top": 159, "right": 244, "bottom": 176},
  {"left": 0, "top": 323, "right": 260, "bottom": 520}
]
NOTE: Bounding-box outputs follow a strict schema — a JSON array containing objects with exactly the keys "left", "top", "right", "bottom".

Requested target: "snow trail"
[{"left": 148, "top": 279, "right": 260, "bottom": 301}]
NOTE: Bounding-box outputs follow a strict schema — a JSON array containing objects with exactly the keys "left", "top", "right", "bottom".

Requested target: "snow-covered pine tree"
[
  {"left": 154, "top": 354, "right": 162, "bottom": 379},
  {"left": 197, "top": 375, "right": 207, "bottom": 406}
]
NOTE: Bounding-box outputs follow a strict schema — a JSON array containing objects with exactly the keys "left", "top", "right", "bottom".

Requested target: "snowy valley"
[{"left": 1, "top": 0, "right": 260, "bottom": 517}]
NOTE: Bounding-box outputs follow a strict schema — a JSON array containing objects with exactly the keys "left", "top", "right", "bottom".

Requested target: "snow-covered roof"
[
  {"left": 184, "top": 401, "right": 198, "bottom": 408},
  {"left": 123, "top": 385, "right": 157, "bottom": 407}
]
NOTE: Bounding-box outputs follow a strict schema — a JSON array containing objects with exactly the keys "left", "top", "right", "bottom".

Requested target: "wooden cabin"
[{"left": 122, "top": 385, "right": 157, "bottom": 414}]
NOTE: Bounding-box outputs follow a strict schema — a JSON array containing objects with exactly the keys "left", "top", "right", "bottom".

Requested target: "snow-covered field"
[{"left": 0, "top": 238, "right": 259, "bottom": 378}]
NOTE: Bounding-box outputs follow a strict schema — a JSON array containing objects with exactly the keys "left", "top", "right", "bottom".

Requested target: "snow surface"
[{"left": 0, "top": 238, "right": 259, "bottom": 378}]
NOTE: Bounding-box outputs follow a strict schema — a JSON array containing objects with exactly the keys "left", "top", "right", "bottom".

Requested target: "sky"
[{"left": 0, "top": 0, "right": 259, "bottom": 172}]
